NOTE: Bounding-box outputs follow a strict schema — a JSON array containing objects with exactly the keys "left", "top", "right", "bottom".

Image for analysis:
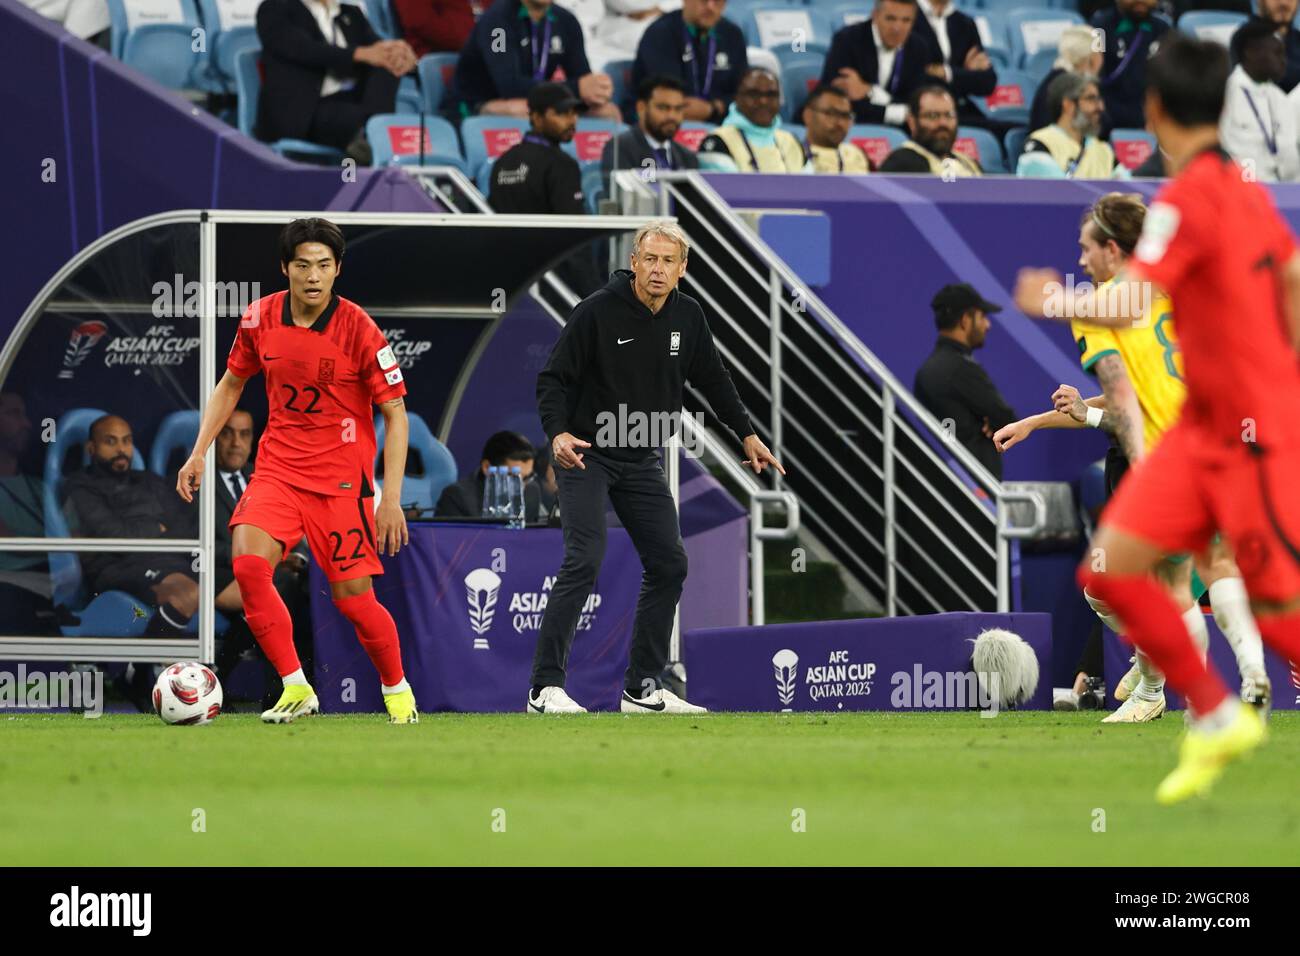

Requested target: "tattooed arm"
[{"left": 1091, "top": 354, "right": 1145, "bottom": 462}]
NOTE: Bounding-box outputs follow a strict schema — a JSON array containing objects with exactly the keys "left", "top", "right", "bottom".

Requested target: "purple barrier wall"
[
  {"left": 686, "top": 611, "right": 1051, "bottom": 711},
  {"left": 0, "top": 0, "right": 439, "bottom": 342}
]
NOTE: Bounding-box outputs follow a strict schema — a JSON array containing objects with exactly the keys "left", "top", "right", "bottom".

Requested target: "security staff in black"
[
  {"left": 913, "top": 283, "right": 1015, "bottom": 480},
  {"left": 528, "top": 222, "right": 784, "bottom": 714}
]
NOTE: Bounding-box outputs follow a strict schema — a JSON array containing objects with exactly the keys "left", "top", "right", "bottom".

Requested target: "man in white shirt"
[{"left": 1221, "top": 19, "right": 1300, "bottom": 182}]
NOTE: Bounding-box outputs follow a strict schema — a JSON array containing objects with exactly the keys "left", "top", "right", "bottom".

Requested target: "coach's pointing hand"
[
  {"left": 741, "top": 434, "right": 786, "bottom": 476},
  {"left": 553, "top": 432, "right": 591, "bottom": 470},
  {"left": 176, "top": 454, "right": 204, "bottom": 503}
]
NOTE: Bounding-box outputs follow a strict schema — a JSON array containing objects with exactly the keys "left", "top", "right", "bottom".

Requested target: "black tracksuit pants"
[{"left": 529, "top": 449, "right": 688, "bottom": 694}]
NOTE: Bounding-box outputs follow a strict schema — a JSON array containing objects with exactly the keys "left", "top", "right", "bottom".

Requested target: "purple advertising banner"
[
  {"left": 1103, "top": 617, "right": 1298, "bottom": 710},
  {"left": 686, "top": 612, "right": 1052, "bottom": 712}
]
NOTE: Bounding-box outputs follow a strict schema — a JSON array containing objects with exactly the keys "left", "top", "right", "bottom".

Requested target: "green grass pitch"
[{"left": 3, "top": 711, "right": 1297, "bottom": 866}]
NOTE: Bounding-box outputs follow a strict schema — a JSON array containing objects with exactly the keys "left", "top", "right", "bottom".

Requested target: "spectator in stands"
[
  {"left": 393, "top": 0, "right": 474, "bottom": 58},
  {"left": 1017, "top": 73, "right": 1127, "bottom": 178},
  {"left": 255, "top": 0, "right": 415, "bottom": 166},
  {"left": 909, "top": 0, "right": 997, "bottom": 126},
  {"left": 0, "top": 392, "right": 54, "bottom": 634},
  {"left": 601, "top": 75, "right": 701, "bottom": 178},
  {"left": 1240, "top": 0, "right": 1300, "bottom": 93},
  {"left": 453, "top": 0, "right": 621, "bottom": 119},
  {"left": 633, "top": 0, "right": 749, "bottom": 123},
  {"left": 1028, "top": 24, "right": 1105, "bottom": 134},
  {"left": 879, "top": 84, "right": 981, "bottom": 174},
  {"left": 1090, "top": 0, "right": 1170, "bottom": 133},
  {"left": 800, "top": 85, "right": 871, "bottom": 173},
  {"left": 490, "top": 82, "right": 601, "bottom": 293},
  {"left": 913, "top": 284, "right": 1015, "bottom": 480},
  {"left": 1221, "top": 20, "right": 1300, "bottom": 181},
  {"left": 22, "top": 0, "right": 110, "bottom": 48},
  {"left": 586, "top": 0, "right": 674, "bottom": 74},
  {"left": 821, "top": 0, "right": 941, "bottom": 126},
  {"left": 696, "top": 68, "right": 804, "bottom": 171},
  {"left": 435, "top": 431, "right": 544, "bottom": 521}
]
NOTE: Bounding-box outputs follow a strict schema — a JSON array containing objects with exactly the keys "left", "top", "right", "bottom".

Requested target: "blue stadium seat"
[
  {"left": 564, "top": 118, "right": 627, "bottom": 164},
  {"left": 196, "top": 0, "right": 260, "bottom": 88},
  {"left": 149, "top": 410, "right": 200, "bottom": 477},
  {"left": 366, "top": 113, "right": 464, "bottom": 167},
  {"left": 1022, "top": 47, "right": 1057, "bottom": 85},
  {"left": 674, "top": 121, "right": 715, "bottom": 152},
  {"left": 971, "top": 68, "right": 1033, "bottom": 126},
  {"left": 1110, "top": 128, "right": 1157, "bottom": 172},
  {"left": 955, "top": 125, "right": 1006, "bottom": 173},
  {"left": 743, "top": 4, "right": 833, "bottom": 49},
  {"left": 1003, "top": 125, "right": 1028, "bottom": 164},
  {"left": 827, "top": 1, "right": 872, "bottom": 33},
  {"left": 783, "top": 122, "right": 806, "bottom": 141},
  {"left": 984, "top": 47, "right": 1011, "bottom": 72},
  {"left": 122, "top": 23, "right": 201, "bottom": 89},
  {"left": 417, "top": 52, "right": 458, "bottom": 114},
  {"left": 582, "top": 162, "right": 606, "bottom": 214},
  {"left": 373, "top": 412, "right": 458, "bottom": 514},
  {"left": 1176, "top": 10, "right": 1248, "bottom": 47},
  {"left": 476, "top": 157, "right": 495, "bottom": 194},
  {"left": 460, "top": 116, "right": 530, "bottom": 176},
  {"left": 234, "top": 48, "right": 346, "bottom": 162},
  {"left": 106, "top": 0, "right": 198, "bottom": 58},
  {"left": 781, "top": 60, "right": 824, "bottom": 121},
  {"left": 1006, "top": 9, "right": 1083, "bottom": 68},
  {"left": 769, "top": 43, "right": 828, "bottom": 67},
  {"left": 606, "top": 57, "right": 635, "bottom": 118},
  {"left": 848, "top": 123, "right": 906, "bottom": 169},
  {"left": 356, "top": 0, "right": 394, "bottom": 38},
  {"left": 396, "top": 78, "right": 423, "bottom": 114},
  {"left": 970, "top": 10, "right": 1010, "bottom": 60}
]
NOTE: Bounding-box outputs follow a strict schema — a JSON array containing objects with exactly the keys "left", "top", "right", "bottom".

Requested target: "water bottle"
[
  {"left": 509, "top": 466, "right": 525, "bottom": 529},
  {"left": 482, "top": 466, "right": 499, "bottom": 518}
]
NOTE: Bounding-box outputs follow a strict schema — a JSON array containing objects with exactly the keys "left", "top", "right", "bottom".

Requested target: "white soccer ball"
[{"left": 152, "top": 662, "right": 223, "bottom": 725}]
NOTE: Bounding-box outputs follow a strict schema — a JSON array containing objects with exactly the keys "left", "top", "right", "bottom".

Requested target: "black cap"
[
  {"left": 528, "top": 82, "right": 582, "bottom": 115},
  {"left": 930, "top": 283, "right": 1002, "bottom": 322}
]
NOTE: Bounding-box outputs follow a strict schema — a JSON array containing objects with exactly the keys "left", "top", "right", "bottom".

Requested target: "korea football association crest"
[
  {"left": 318, "top": 358, "right": 335, "bottom": 383},
  {"left": 669, "top": 331, "right": 681, "bottom": 356}
]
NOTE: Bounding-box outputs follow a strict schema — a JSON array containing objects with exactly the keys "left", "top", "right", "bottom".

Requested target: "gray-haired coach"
[{"left": 528, "top": 220, "right": 784, "bottom": 714}]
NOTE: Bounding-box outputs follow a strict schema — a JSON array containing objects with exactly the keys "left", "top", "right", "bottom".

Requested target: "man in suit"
[
  {"left": 435, "top": 431, "right": 543, "bottom": 522},
  {"left": 601, "top": 74, "right": 700, "bottom": 179},
  {"left": 1090, "top": 0, "right": 1170, "bottom": 133},
  {"left": 255, "top": 0, "right": 416, "bottom": 165},
  {"left": 909, "top": 0, "right": 996, "bottom": 126},
  {"left": 633, "top": 0, "right": 750, "bottom": 123},
  {"left": 821, "top": 0, "right": 942, "bottom": 126}
]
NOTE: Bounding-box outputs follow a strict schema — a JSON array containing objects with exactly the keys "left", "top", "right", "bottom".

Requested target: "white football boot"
[
  {"left": 527, "top": 686, "right": 588, "bottom": 714},
  {"left": 1113, "top": 658, "right": 1141, "bottom": 703},
  {"left": 620, "top": 687, "right": 708, "bottom": 714},
  {"left": 1240, "top": 672, "right": 1272, "bottom": 721},
  {"left": 1101, "top": 692, "right": 1166, "bottom": 723}
]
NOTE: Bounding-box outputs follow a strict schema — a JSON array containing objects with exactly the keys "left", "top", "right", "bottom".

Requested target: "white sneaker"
[
  {"left": 1101, "top": 692, "right": 1166, "bottom": 723},
  {"left": 527, "top": 686, "right": 587, "bottom": 714},
  {"left": 1241, "top": 673, "right": 1272, "bottom": 721},
  {"left": 620, "top": 688, "right": 708, "bottom": 714}
]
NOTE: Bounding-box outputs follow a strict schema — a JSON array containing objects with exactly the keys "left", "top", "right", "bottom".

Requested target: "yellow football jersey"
[{"left": 1069, "top": 279, "right": 1184, "bottom": 452}]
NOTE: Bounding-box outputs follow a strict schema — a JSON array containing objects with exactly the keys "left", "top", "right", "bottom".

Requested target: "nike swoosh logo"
[
  {"left": 262, "top": 355, "right": 281, "bottom": 361},
  {"left": 338, "top": 561, "right": 362, "bottom": 572},
  {"left": 622, "top": 693, "right": 665, "bottom": 711},
  {"left": 617, "top": 338, "right": 634, "bottom": 345},
  {"left": 528, "top": 700, "right": 545, "bottom": 713}
]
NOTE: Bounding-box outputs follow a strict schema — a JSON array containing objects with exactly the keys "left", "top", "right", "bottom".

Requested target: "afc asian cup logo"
[
  {"left": 60, "top": 320, "right": 109, "bottom": 379},
  {"left": 773, "top": 648, "right": 799, "bottom": 710},
  {"left": 464, "top": 567, "right": 502, "bottom": 650}
]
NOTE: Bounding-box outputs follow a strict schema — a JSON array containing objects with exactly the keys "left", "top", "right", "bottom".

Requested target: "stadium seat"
[
  {"left": 417, "top": 52, "right": 458, "bottom": 114},
  {"left": 781, "top": 60, "right": 824, "bottom": 121},
  {"left": 582, "top": 162, "right": 606, "bottom": 214},
  {"left": 122, "top": 23, "right": 200, "bottom": 89},
  {"left": 954, "top": 125, "right": 1006, "bottom": 173},
  {"left": 971, "top": 10, "right": 1011, "bottom": 57},
  {"left": 1003, "top": 125, "right": 1028, "bottom": 164},
  {"left": 234, "top": 48, "right": 346, "bottom": 162},
  {"left": 783, "top": 122, "right": 806, "bottom": 142},
  {"left": 1022, "top": 47, "right": 1057, "bottom": 85},
  {"left": 476, "top": 158, "right": 495, "bottom": 194},
  {"left": 984, "top": 46, "right": 1011, "bottom": 72},
  {"left": 149, "top": 410, "right": 200, "bottom": 477},
  {"left": 1110, "top": 128, "right": 1156, "bottom": 171},
  {"left": 1006, "top": 9, "right": 1083, "bottom": 68},
  {"left": 373, "top": 412, "right": 458, "bottom": 514},
  {"left": 564, "top": 118, "right": 626, "bottom": 164},
  {"left": 1176, "top": 10, "right": 1248, "bottom": 47},
  {"left": 743, "top": 5, "right": 832, "bottom": 49},
  {"left": 356, "top": 0, "right": 394, "bottom": 38},
  {"left": 769, "top": 44, "right": 828, "bottom": 67},
  {"left": 674, "top": 121, "right": 715, "bottom": 152},
  {"left": 460, "top": 116, "right": 530, "bottom": 176},
  {"left": 828, "top": 1, "right": 872, "bottom": 32},
  {"left": 606, "top": 57, "right": 635, "bottom": 118},
  {"left": 848, "top": 124, "right": 906, "bottom": 169},
  {"left": 196, "top": 0, "right": 260, "bottom": 87},
  {"left": 396, "top": 78, "right": 422, "bottom": 115},
  {"left": 971, "top": 69, "right": 1032, "bottom": 126},
  {"left": 366, "top": 113, "right": 465, "bottom": 168},
  {"left": 106, "top": 0, "right": 197, "bottom": 59}
]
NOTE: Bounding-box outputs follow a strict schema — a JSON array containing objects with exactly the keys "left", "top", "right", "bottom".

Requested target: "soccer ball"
[{"left": 152, "top": 662, "right": 223, "bottom": 725}]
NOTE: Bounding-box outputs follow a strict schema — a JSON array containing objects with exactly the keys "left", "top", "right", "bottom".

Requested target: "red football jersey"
[
  {"left": 1129, "top": 148, "right": 1300, "bottom": 447},
  {"left": 227, "top": 291, "right": 407, "bottom": 497}
]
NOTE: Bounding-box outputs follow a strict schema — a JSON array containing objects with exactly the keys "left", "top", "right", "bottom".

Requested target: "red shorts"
[
  {"left": 230, "top": 473, "right": 383, "bottom": 583},
  {"left": 1101, "top": 421, "right": 1300, "bottom": 603}
]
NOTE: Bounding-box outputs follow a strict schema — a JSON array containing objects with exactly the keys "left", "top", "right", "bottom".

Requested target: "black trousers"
[
  {"left": 529, "top": 450, "right": 688, "bottom": 693},
  {"left": 307, "top": 69, "right": 400, "bottom": 149}
]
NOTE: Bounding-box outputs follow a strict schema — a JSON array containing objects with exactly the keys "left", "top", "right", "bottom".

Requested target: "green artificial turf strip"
[{"left": 2, "top": 711, "right": 1297, "bottom": 866}]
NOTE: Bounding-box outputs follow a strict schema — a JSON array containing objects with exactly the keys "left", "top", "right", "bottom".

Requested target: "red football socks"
[
  {"left": 1078, "top": 568, "right": 1230, "bottom": 716},
  {"left": 233, "top": 555, "right": 300, "bottom": 677},
  {"left": 334, "top": 589, "right": 404, "bottom": 686}
]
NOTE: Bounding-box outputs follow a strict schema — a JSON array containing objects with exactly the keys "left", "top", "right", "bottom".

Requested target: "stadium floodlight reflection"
[{"left": 0, "top": 210, "right": 655, "bottom": 665}]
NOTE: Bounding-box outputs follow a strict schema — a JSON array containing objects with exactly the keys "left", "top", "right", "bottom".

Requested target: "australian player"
[
  {"left": 177, "top": 218, "right": 418, "bottom": 725},
  {"left": 1015, "top": 35, "right": 1300, "bottom": 803},
  {"left": 995, "top": 193, "right": 1269, "bottom": 723}
]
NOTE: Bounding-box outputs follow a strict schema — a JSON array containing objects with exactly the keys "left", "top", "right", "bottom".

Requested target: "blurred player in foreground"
[
  {"left": 996, "top": 193, "right": 1269, "bottom": 723},
  {"left": 177, "top": 218, "right": 418, "bottom": 725},
  {"left": 1014, "top": 36, "right": 1300, "bottom": 803}
]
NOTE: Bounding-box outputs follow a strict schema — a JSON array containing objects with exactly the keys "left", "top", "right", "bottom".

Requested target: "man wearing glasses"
[
  {"left": 697, "top": 68, "right": 805, "bottom": 172},
  {"left": 879, "top": 85, "right": 982, "bottom": 175},
  {"left": 1017, "top": 73, "right": 1127, "bottom": 179},
  {"left": 800, "top": 85, "right": 870, "bottom": 173}
]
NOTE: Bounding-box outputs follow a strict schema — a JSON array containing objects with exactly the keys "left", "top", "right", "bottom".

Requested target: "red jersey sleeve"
[
  {"left": 359, "top": 319, "right": 408, "bottom": 405},
  {"left": 1130, "top": 179, "right": 1206, "bottom": 292},
  {"left": 227, "top": 307, "right": 262, "bottom": 378}
]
